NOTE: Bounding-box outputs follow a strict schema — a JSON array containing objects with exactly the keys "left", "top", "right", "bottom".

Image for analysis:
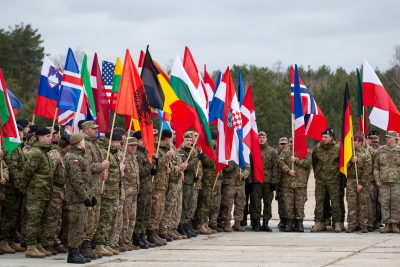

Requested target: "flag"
[
  {"left": 363, "top": 59, "right": 400, "bottom": 132},
  {"left": 209, "top": 71, "right": 221, "bottom": 125},
  {"left": 356, "top": 68, "right": 368, "bottom": 135},
  {"left": 240, "top": 85, "right": 264, "bottom": 182},
  {"left": 0, "top": 69, "right": 21, "bottom": 154},
  {"left": 292, "top": 65, "right": 308, "bottom": 159},
  {"left": 91, "top": 53, "right": 110, "bottom": 133},
  {"left": 125, "top": 116, "right": 141, "bottom": 132},
  {"left": 339, "top": 84, "right": 353, "bottom": 177},
  {"left": 204, "top": 64, "right": 215, "bottom": 108},
  {"left": 154, "top": 60, "right": 170, "bottom": 83},
  {"left": 236, "top": 69, "right": 246, "bottom": 168},
  {"left": 35, "top": 56, "right": 62, "bottom": 120},
  {"left": 290, "top": 66, "right": 327, "bottom": 141},
  {"left": 157, "top": 109, "right": 172, "bottom": 132},
  {"left": 110, "top": 57, "right": 123, "bottom": 110},
  {"left": 102, "top": 61, "right": 115, "bottom": 102},
  {"left": 137, "top": 50, "right": 145, "bottom": 75},
  {"left": 7, "top": 89, "right": 22, "bottom": 116},
  {"left": 210, "top": 66, "right": 242, "bottom": 173},
  {"left": 170, "top": 54, "right": 215, "bottom": 161}
]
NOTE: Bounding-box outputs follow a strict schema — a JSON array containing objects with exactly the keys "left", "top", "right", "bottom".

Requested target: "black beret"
[
  {"left": 78, "top": 120, "right": 85, "bottom": 130},
  {"left": 60, "top": 134, "right": 71, "bottom": 143},
  {"left": 105, "top": 131, "right": 122, "bottom": 141},
  {"left": 369, "top": 130, "right": 379, "bottom": 136},
  {"left": 28, "top": 125, "right": 38, "bottom": 133},
  {"left": 53, "top": 125, "right": 60, "bottom": 132},
  {"left": 162, "top": 129, "right": 172, "bottom": 138},
  {"left": 211, "top": 132, "right": 217, "bottom": 140},
  {"left": 113, "top": 127, "right": 126, "bottom": 136},
  {"left": 36, "top": 127, "right": 51, "bottom": 136},
  {"left": 132, "top": 131, "right": 142, "bottom": 140},
  {"left": 16, "top": 119, "right": 29, "bottom": 128},
  {"left": 27, "top": 134, "right": 34, "bottom": 142},
  {"left": 17, "top": 124, "right": 24, "bottom": 131},
  {"left": 321, "top": 128, "right": 334, "bottom": 137}
]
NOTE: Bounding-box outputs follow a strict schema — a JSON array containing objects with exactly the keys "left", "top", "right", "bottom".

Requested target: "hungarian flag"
[
  {"left": 110, "top": 57, "right": 123, "bottom": 111},
  {"left": 339, "top": 83, "right": 353, "bottom": 177},
  {"left": 356, "top": 68, "right": 368, "bottom": 135},
  {"left": 0, "top": 69, "right": 21, "bottom": 154},
  {"left": 363, "top": 59, "right": 400, "bottom": 132}
]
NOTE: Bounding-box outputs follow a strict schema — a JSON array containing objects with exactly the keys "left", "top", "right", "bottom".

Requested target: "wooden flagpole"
[
  {"left": 51, "top": 108, "right": 58, "bottom": 135},
  {"left": 213, "top": 172, "right": 220, "bottom": 190},
  {"left": 151, "top": 119, "right": 164, "bottom": 182},
  {"left": 71, "top": 112, "right": 77, "bottom": 133},
  {"left": 362, "top": 106, "right": 365, "bottom": 134},
  {"left": 352, "top": 136, "right": 359, "bottom": 187},
  {"left": 32, "top": 114, "right": 36, "bottom": 125},
  {"left": 184, "top": 134, "right": 199, "bottom": 164},
  {"left": 122, "top": 117, "right": 133, "bottom": 164},
  {"left": 102, "top": 112, "right": 117, "bottom": 191}
]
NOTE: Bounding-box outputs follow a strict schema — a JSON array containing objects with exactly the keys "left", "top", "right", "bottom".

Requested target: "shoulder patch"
[
  {"left": 74, "top": 159, "right": 79, "bottom": 163},
  {"left": 11, "top": 154, "right": 17, "bottom": 160},
  {"left": 30, "top": 160, "right": 36, "bottom": 167}
]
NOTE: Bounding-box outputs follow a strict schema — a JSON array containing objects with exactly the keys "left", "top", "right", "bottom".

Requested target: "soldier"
[
  {"left": 369, "top": 134, "right": 381, "bottom": 229},
  {"left": 0, "top": 124, "right": 25, "bottom": 253},
  {"left": 80, "top": 121, "right": 109, "bottom": 258},
  {"left": 250, "top": 131, "right": 277, "bottom": 232},
  {"left": 374, "top": 131, "right": 400, "bottom": 233},
  {"left": 49, "top": 125, "right": 60, "bottom": 146},
  {"left": 311, "top": 128, "right": 342, "bottom": 232},
  {"left": 113, "top": 127, "right": 126, "bottom": 153},
  {"left": 23, "top": 134, "right": 34, "bottom": 155},
  {"left": 65, "top": 133, "right": 95, "bottom": 264},
  {"left": 22, "top": 127, "right": 54, "bottom": 258},
  {"left": 370, "top": 131, "right": 380, "bottom": 150},
  {"left": 16, "top": 119, "right": 29, "bottom": 144},
  {"left": 28, "top": 125, "right": 38, "bottom": 135},
  {"left": 153, "top": 129, "right": 159, "bottom": 141},
  {"left": 0, "top": 149, "right": 10, "bottom": 255},
  {"left": 42, "top": 134, "right": 71, "bottom": 255},
  {"left": 276, "top": 137, "right": 289, "bottom": 231}
]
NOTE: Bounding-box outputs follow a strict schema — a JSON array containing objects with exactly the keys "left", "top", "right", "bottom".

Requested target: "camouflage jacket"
[
  {"left": 154, "top": 144, "right": 171, "bottom": 191},
  {"left": 168, "top": 148, "right": 183, "bottom": 184},
  {"left": 101, "top": 145, "right": 122, "bottom": 200},
  {"left": 23, "top": 135, "right": 36, "bottom": 156},
  {"left": 22, "top": 141, "right": 53, "bottom": 201},
  {"left": 312, "top": 141, "right": 340, "bottom": 185},
  {"left": 279, "top": 146, "right": 312, "bottom": 188},
  {"left": 193, "top": 148, "right": 203, "bottom": 189},
  {"left": 0, "top": 159, "right": 9, "bottom": 201},
  {"left": 373, "top": 145, "right": 400, "bottom": 183},
  {"left": 65, "top": 146, "right": 93, "bottom": 204},
  {"left": 253, "top": 143, "right": 277, "bottom": 184},
  {"left": 201, "top": 148, "right": 217, "bottom": 187},
  {"left": 347, "top": 147, "right": 372, "bottom": 186},
  {"left": 119, "top": 151, "right": 140, "bottom": 197},
  {"left": 275, "top": 147, "right": 285, "bottom": 186},
  {"left": 135, "top": 145, "right": 155, "bottom": 194},
  {"left": 4, "top": 146, "right": 25, "bottom": 193},
  {"left": 179, "top": 146, "right": 200, "bottom": 186},
  {"left": 49, "top": 148, "right": 67, "bottom": 186},
  {"left": 222, "top": 160, "right": 250, "bottom": 186}
]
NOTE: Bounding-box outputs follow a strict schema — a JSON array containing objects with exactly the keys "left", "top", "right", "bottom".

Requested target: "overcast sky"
[{"left": 1, "top": 0, "right": 399, "bottom": 74}]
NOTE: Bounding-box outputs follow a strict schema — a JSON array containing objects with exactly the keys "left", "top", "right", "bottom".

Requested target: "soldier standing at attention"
[
  {"left": 276, "top": 137, "right": 289, "bottom": 231},
  {"left": 0, "top": 149, "right": 10, "bottom": 255},
  {"left": 65, "top": 133, "right": 95, "bottom": 264},
  {"left": 22, "top": 127, "right": 54, "bottom": 258},
  {"left": 374, "top": 131, "right": 400, "bottom": 233}
]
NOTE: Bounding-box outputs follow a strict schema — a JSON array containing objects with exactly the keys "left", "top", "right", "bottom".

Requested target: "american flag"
[{"left": 102, "top": 61, "right": 115, "bottom": 102}]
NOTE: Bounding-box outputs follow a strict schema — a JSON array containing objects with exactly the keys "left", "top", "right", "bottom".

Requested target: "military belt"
[{"left": 53, "top": 182, "right": 65, "bottom": 188}]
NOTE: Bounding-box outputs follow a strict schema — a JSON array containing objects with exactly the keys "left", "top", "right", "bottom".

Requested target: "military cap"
[
  {"left": 366, "top": 135, "right": 370, "bottom": 139},
  {"left": 113, "top": 127, "right": 126, "bottom": 136},
  {"left": 35, "top": 127, "right": 51, "bottom": 136},
  {"left": 60, "top": 134, "right": 71, "bottom": 143},
  {"left": 46, "top": 125, "right": 60, "bottom": 133},
  {"left": 371, "top": 136, "right": 379, "bottom": 142},
  {"left": 321, "top": 128, "right": 334, "bottom": 136},
  {"left": 162, "top": 129, "right": 172, "bottom": 138},
  {"left": 258, "top": 131, "right": 267, "bottom": 137},
  {"left": 153, "top": 129, "right": 159, "bottom": 135},
  {"left": 81, "top": 121, "right": 99, "bottom": 130},
  {"left": 78, "top": 120, "right": 85, "bottom": 130},
  {"left": 279, "top": 137, "right": 288, "bottom": 144},
  {"left": 289, "top": 137, "right": 293, "bottom": 142},
  {"left": 356, "top": 132, "right": 365, "bottom": 137},
  {"left": 183, "top": 132, "right": 192, "bottom": 139},
  {"left": 353, "top": 134, "right": 364, "bottom": 142},
  {"left": 16, "top": 119, "right": 29, "bottom": 129},
  {"left": 27, "top": 134, "right": 34, "bottom": 142},
  {"left": 28, "top": 125, "right": 38, "bottom": 134},
  {"left": 17, "top": 124, "right": 24, "bottom": 131},
  {"left": 385, "top": 131, "right": 397, "bottom": 138},
  {"left": 105, "top": 131, "right": 122, "bottom": 141},
  {"left": 369, "top": 130, "right": 379, "bottom": 136},
  {"left": 192, "top": 132, "right": 199, "bottom": 137},
  {"left": 132, "top": 131, "right": 142, "bottom": 140},
  {"left": 70, "top": 133, "right": 84, "bottom": 145},
  {"left": 211, "top": 132, "right": 217, "bottom": 140},
  {"left": 126, "top": 137, "right": 138, "bottom": 145}
]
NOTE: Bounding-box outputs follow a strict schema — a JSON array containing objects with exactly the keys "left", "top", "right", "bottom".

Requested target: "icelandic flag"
[
  {"left": 34, "top": 56, "right": 62, "bottom": 120},
  {"left": 157, "top": 109, "right": 172, "bottom": 132},
  {"left": 7, "top": 89, "right": 22, "bottom": 116},
  {"left": 292, "top": 65, "right": 308, "bottom": 159},
  {"left": 209, "top": 71, "right": 221, "bottom": 125},
  {"left": 236, "top": 69, "right": 246, "bottom": 168},
  {"left": 210, "top": 67, "right": 242, "bottom": 174}
]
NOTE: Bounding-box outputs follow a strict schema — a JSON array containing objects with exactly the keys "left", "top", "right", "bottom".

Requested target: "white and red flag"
[{"left": 363, "top": 59, "right": 400, "bottom": 132}]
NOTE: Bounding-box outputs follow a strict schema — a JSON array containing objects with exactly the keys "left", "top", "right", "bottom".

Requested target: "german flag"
[{"left": 339, "top": 83, "right": 353, "bottom": 177}]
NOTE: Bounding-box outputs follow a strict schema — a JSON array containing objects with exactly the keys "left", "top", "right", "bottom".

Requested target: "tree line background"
[{"left": 1, "top": 24, "right": 400, "bottom": 147}]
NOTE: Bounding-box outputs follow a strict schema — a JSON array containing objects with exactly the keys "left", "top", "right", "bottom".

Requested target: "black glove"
[
  {"left": 165, "top": 190, "right": 169, "bottom": 196},
  {"left": 15, "top": 188, "right": 23, "bottom": 198},
  {"left": 152, "top": 157, "right": 159, "bottom": 165},
  {"left": 269, "top": 183, "right": 276, "bottom": 192},
  {"left": 197, "top": 153, "right": 204, "bottom": 160},
  {"left": 343, "top": 179, "right": 347, "bottom": 188},
  {"left": 150, "top": 168, "right": 157, "bottom": 176},
  {"left": 91, "top": 196, "right": 97, "bottom": 207},
  {"left": 84, "top": 199, "right": 92, "bottom": 207},
  {"left": 194, "top": 176, "right": 199, "bottom": 183},
  {"left": 247, "top": 183, "right": 254, "bottom": 194}
]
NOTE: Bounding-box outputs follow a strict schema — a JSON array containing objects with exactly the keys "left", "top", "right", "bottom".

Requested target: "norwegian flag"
[{"left": 290, "top": 66, "right": 327, "bottom": 141}]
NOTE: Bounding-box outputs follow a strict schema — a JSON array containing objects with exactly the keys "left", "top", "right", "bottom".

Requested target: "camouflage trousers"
[
  {"left": 323, "top": 190, "right": 332, "bottom": 220},
  {"left": 62, "top": 199, "right": 70, "bottom": 246},
  {"left": 25, "top": 199, "right": 50, "bottom": 245},
  {"left": 94, "top": 198, "right": 114, "bottom": 245},
  {"left": 20, "top": 195, "right": 28, "bottom": 245},
  {"left": 180, "top": 184, "right": 194, "bottom": 224},
  {"left": 378, "top": 183, "right": 400, "bottom": 224},
  {"left": 42, "top": 186, "right": 64, "bottom": 246},
  {"left": 190, "top": 189, "right": 199, "bottom": 221},
  {"left": 340, "top": 180, "right": 346, "bottom": 222},
  {"left": 221, "top": 184, "right": 246, "bottom": 221},
  {"left": 83, "top": 194, "right": 101, "bottom": 242},
  {"left": 243, "top": 183, "right": 251, "bottom": 221},
  {"left": 134, "top": 192, "right": 152, "bottom": 234},
  {"left": 68, "top": 203, "right": 88, "bottom": 248},
  {"left": 159, "top": 182, "right": 179, "bottom": 235},
  {"left": 282, "top": 187, "right": 307, "bottom": 219},
  {"left": 147, "top": 190, "right": 166, "bottom": 231},
  {"left": 197, "top": 186, "right": 213, "bottom": 224},
  {"left": 368, "top": 182, "right": 379, "bottom": 227},
  {"left": 172, "top": 181, "right": 183, "bottom": 229},
  {"left": 250, "top": 182, "right": 274, "bottom": 220},
  {"left": 209, "top": 180, "right": 222, "bottom": 227},
  {"left": 119, "top": 194, "right": 137, "bottom": 243},
  {"left": 277, "top": 184, "right": 285, "bottom": 218},
  {"left": 346, "top": 178, "right": 369, "bottom": 227},
  {"left": 110, "top": 199, "right": 123, "bottom": 246},
  {"left": 0, "top": 189, "right": 23, "bottom": 241},
  {"left": 314, "top": 182, "right": 342, "bottom": 223}
]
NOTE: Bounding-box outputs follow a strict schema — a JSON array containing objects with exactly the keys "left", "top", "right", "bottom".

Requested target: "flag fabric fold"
[
  {"left": 110, "top": 57, "right": 123, "bottom": 110},
  {"left": 101, "top": 61, "right": 115, "bottom": 102},
  {"left": 209, "top": 71, "right": 221, "bottom": 125},
  {"left": 7, "top": 89, "right": 22, "bottom": 116},
  {"left": 236, "top": 69, "right": 246, "bottom": 168},
  {"left": 356, "top": 68, "right": 368, "bottom": 135},
  {"left": 339, "top": 83, "right": 353, "bottom": 177}
]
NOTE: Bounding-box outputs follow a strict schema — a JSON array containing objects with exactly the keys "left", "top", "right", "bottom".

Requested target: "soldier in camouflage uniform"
[
  {"left": 279, "top": 142, "right": 312, "bottom": 232},
  {"left": 345, "top": 134, "right": 372, "bottom": 233},
  {"left": 276, "top": 137, "right": 290, "bottom": 231},
  {"left": 250, "top": 131, "right": 277, "bottom": 232},
  {"left": 189, "top": 132, "right": 202, "bottom": 233},
  {"left": 42, "top": 134, "right": 70, "bottom": 255},
  {"left": 64, "top": 133, "right": 95, "bottom": 264},
  {"left": 0, "top": 149, "right": 10, "bottom": 255},
  {"left": 22, "top": 128, "right": 54, "bottom": 258},
  {"left": 23, "top": 134, "right": 34, "bottom": 155},
  {"left": 368, "top": 135, "right": 381, "bottom": 230},
  {"left": 374, "top": 131, "right": 400, "bottom": 233},
  {"left": 209, "top": 172, "right": 223, "bottom": 232},
  {"left": 0, "top": 125, "right": 25, "bottom": 253},
  {"left": 311, "top": 128, "right": 342, "bottom": 232}
]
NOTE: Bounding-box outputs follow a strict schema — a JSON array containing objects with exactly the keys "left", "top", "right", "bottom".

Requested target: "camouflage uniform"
[
  {"left": 312, "top": 141, "right": 342, "bottom": 223},
  {"left": 209, "top": 177, "right": 222, "bottom": 227},
  {"left": 221, "top": 161, "right": 250, "bottom": 221},
  {"left": 367, "top": 143, "right": 380, "bottom": 227},
  {"left": 346, "top": 147, "right": 372, "bottom": 227},
  {"left": 1, "top": 146, "right": 25, "bottom": 242},
  {"left": 42, "top": 148, "right": 67, "bottom": 247},
  {"left": 374, "top": 145, "right": 400, "bottom": 224},
  {"left": 65, "top": 146, "right": 93, "bottom": 248},
  {"left": 250, "top": 143, "right": 277, "bottom": 220},
  {"left": 0, "top": 159, "right": 9, "bottom": 222},
  {"left": 279, "top": 146, "right": 312, "bottom": 219},
  {"left": 22, "top": 140, "right": 53, "bottom": 245},
  {"left": 275, "top": 147, "right": 285, "bottom": 219},
  {"left": 22, "top": 142, "right": 31, "bottom": 155},
  {"left": 197, "top": 149, "right": 216, "bottom": 225}
]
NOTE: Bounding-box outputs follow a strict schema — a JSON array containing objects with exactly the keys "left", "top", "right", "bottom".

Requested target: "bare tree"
[
  {"left": 164, "top": 57, "right": 174, "bottom": 75},
  {"left": 391, "top": 44, "right": 400, "bottom": 80},
  {"left": 272, "top": 60, "right": 283, "bottom": 84},
  {"left": 51, "top": 47, "right": 86, "bottom": 69}
]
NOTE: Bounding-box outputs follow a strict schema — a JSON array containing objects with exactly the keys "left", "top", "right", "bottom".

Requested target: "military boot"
[
  {"left": 217, "top": 219, "right": 224, "bottom": 229},
  {"left": 261, "top": 219, "right": 272, "bottom": 232},
  {"left": 184, "top": 224, "right": 197, "bottom": 237},
  {"left": 391, "top": 223, "right": 400, "bottom": 233},
  {"left": 284, "top": 219, "right": 294, "bottom": 232},
  {"left": 205, "top": 225, "right": 217, "bottom": 234},
  {"left": 241, "top": 214, "right": 248, "bottom": 226},
  {"left": 105, "top": 245, "right": 119, "bottom": 255},
  {"left": 297, "top": 219, "right": 304, "bottom": 232},
  {"left": 310, "top": 222, "right": 324, "bottom": 232},
  {"left": 0, "top": 240, "right": 15, "bottom": 254},
  {"left": 141, "top": 234, "right": 156, "bottom": 248},
  {"left": 380, "top": 223, "right": 392, "bottom": 233},
  {"left": 155, "top": 230, "right": 168, "bottom": 245},
  {"left": 0, "top": 250, "right": 4, "bottom": 255},
  {"left": 159, "top": 233, "right": 174, "bottom": 242},
  {"left": 334, "top": 222, "right": 342, "bottom": 232},
  {"left": 278, "top": 218, "right": 287, "bottom": 232},
  {"left": 67, "top": 247, "right": 86, "bottom": 264},
  {"left": 367, "top": 226, "right": 374, "bottom": 232},
  {"left": 361, "top": 226, "right": 368, "bottom": 233},
  {"left": 254, "top": 218, "right": 261, "bottom": 232},
  {"left": 53, "top": 244, "right": 68, "bottom": 253},
  {"left": 77, "top": 247, "right": 91, "bottom": 263},
  {"left": 8, "top": 241, "right": 25, "bottom": 252},
  {"left": 119, "top": 242, "right": 132, "bottom": 251},
  {"left": 346, "top": 225, "right": 355, "bottom": 233},
  {"left": 25, "top": 245, "right": 45, "bottom": 258},
  {"left": 93, "top": 245, "right": 113, "bottom": 256},
  {"left": 178, "top": 223, "right": 191, "bottom": 238},
  {"left": 147, "top": 230, "right": 162, "bottom": 246},
  {"left": 37, "top": 244, "right": 52, "bottom": 256},
  {"left": 189, "top": 221, "right": 200, "bottom": 235},
  {"left": 223, "top": 221, "right": 232, "bottom": 232},
  {"left": 126, "top": 242, "right": 140, "bottom": 250},
  {"left": 233, "top": 221, "right": 245, "bottom": 232},
  {"left": 173, "top": 229, "right": 185, "bottom": 239},
  {"left": 197, "top": 224, "right": 212, "bottom": 234},
  {"left": 43, "top": 245, "right": 58, "bottom": 255},
  {"left": 325, "top": 217, "right": 331, "bottom": 226},
  {"left": 340, "top": 222, "right": 346, "bottom": 231},
  {"left": 133, "top": 233, "right": 147, "bottom": 249},
  {"left": 209, "top": 225, "right": 223, "bottom": 232}
]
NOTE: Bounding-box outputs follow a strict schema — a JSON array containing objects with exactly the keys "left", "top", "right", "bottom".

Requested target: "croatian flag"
[
  {"left": 292, "top": 65, "right": 308, "bottom": 159},
  {"left": 236, "top": 69, "right": 246, "bottom": 168},
  {"left": 210, "top": 67, "right": 242, "bottom": 174}
]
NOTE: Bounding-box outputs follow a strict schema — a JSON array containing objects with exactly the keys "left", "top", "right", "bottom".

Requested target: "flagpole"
[
  {"left": 102, "top": 112, "right": 117, "bottom": 191},
  {"left": 32, "top": 114, "right": 36, "bottom": 125},
  {"left": 122, "top": 117, "right": 133, "bottom": 164},
  {"left": 71, "top": 112, "right": 77, "bottom": 133},
  {"left": 194, "top": 148, "right": 202, "bottom": 186},
  {"left": 352, "top": 136, "right": 359, "bottom": 187},
  {"left": 152, "top": 119, "right": 164, "bottom": 182},
  {"left": 51, "top": 108, "right": 58, "bottom": 135},
  {"left": 0, "top": 160, "right": 3, "bottom": 183},
  {"left": 362, "top": 106, "right": 365, "bottom": 134},
  {"left": 291, "top": 113, "right": 295, "bottom": 170},
  {"left": 184, "top": 134, "right": 199, "bottom": 164},
  {"left": 212, "top": 172, "right": 220, "bottom": 190}
]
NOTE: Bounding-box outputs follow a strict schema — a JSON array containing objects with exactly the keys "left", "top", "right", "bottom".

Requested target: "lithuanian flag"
[
  {"left": 110, "top": 57, "right": 123, "bottom": 110},
  {"left": 339, "top": 83, "right": 353, "bottom": 177}
]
